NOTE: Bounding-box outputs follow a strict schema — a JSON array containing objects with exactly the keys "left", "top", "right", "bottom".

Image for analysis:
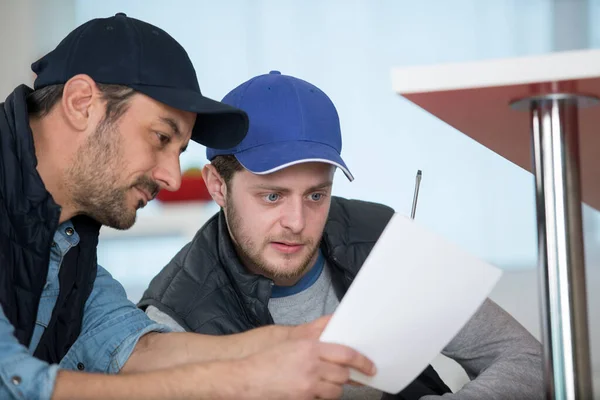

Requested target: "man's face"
[
  {"left": 65, "top": 93, "right": 194, "bottom": 229},
  {"left": 224, "top": 162, "right": 335, "bottom": 285}
]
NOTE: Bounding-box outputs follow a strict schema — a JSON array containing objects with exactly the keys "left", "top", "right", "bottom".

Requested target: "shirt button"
[
  {"left": 65, "top": 227, "right": 75, "bottom": 236},
  {"left": 77, "top": 362, "right": 85, "bottom": 371},
  {"left": 51, "top": 241, "right": 57, "bottom": 247},
  {"left": 10, "top": 376, "right": 21, "bottom": 385}
]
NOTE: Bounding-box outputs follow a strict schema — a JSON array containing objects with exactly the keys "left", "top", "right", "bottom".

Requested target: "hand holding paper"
[{"left": 319, "top": 213, "right": 502, "bottom": 394}]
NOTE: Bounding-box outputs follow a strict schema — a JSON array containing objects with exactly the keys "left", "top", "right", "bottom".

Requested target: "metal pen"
[{"left": 410, "top": 170, "right": 422, "bottom": 219}]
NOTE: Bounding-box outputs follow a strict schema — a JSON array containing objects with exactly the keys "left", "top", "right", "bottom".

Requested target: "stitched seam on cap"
[
  {"left": 236, "top": 76, "right": 260, "bottom": 108},
  {"left": 127, "top": 18, "right": 144, "bottom": 84},
  {"left": 290, "top": 79, "right": 307, "bottom": 140}
]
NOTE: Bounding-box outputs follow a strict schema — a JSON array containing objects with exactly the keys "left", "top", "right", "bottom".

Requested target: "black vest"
[
  {"left": 0, "top": 85, "right": 100, "bottom": 364},
  {"left": 139, "top": 196, "right": 452, "bottom": 399}
]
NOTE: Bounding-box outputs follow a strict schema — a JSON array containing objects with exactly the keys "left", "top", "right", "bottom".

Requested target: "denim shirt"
[{"left": 0, "top": 221, "right": 171, "bottom": 400}]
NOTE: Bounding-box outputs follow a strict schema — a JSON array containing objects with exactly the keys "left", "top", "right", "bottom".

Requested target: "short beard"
[
  {"left": 224, "top": 193, "right": 319, "bottom": 283},
  {"left": 64, "top": 118, "right": 158, "bottom": 230}
]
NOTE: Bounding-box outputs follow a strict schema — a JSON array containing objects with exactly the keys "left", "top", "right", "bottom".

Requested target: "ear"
[
  {"left": 60, "top": 74, "right": 103, "bottom": 132},
  {"left": 202, "top": 164, "right": 227, "bottom": 208}
]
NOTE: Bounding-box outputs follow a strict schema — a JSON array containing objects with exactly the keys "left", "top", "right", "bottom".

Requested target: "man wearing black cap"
[{"left": 0, "top": 14, "right": 375, "bottom": 400}]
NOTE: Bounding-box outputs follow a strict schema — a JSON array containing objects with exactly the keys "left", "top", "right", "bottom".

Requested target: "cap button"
[
  {"left": 115, "top": 12, "right": 127, "bottom": 17},
  {"left": 269, "top": 70, "right": 281, "bottom": 75}
]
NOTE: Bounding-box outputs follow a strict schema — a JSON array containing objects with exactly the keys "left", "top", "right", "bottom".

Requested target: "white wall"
[
  {"left": 0, "top": 0, "right": 76, "bottom": 97},
  {"left": 0, "top": 0, "right": 36, "bottom": 96}
]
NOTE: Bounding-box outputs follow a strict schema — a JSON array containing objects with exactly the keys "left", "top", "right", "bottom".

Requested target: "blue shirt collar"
[{"left": 52, "top": 220, "right": 80, "bottom": 255}]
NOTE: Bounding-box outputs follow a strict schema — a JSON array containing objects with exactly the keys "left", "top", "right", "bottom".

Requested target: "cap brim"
[
  {"left": 233, "top": 141, "right": 354, "bottom": 181},
  {"left": 129, "top": 84, "right": 249, "bottom": 149}
]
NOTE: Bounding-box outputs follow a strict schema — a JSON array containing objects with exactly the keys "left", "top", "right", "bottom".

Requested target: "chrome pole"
[{"left": 512, "top": 94, "right": 595, "bottom": 399}]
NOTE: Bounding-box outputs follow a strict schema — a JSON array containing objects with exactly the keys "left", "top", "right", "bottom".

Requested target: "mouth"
[
  {"left": 270, "top": 241, "right": 305, "bottom": 254},
  {"left": 134, "top": 186, "right": 154, "bottom": 206}
]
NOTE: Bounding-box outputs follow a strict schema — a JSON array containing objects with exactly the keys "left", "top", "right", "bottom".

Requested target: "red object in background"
[{"left": 156, "top": 175, "right": 212, "bottom": 203}]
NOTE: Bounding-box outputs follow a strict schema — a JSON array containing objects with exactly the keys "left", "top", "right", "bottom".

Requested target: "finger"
[
  {"left": 291, "top": 315, "right": 333, "bottom": 340},
  {"left": 313, "top": 314, "right": 332, "bottom": 327},
  {"left": 318, "top": 360, "right": 350, "bottom": 384},
  {"left": 318, "top": 343, "right": 376, "bottom": 376},
  {"left": 315, "top": 380, "right": 344, "bottom": 400},
  {"left": 306, "top": 315, "right": 332, "bottom": 335}
]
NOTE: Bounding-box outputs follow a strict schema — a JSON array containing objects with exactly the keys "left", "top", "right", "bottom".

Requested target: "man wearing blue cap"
[
  {"left": 0, "top": 14, "right": 376, "bottom": 400},
  {"left": 141, "top": 71, "right": 544, "bottom": 399}
]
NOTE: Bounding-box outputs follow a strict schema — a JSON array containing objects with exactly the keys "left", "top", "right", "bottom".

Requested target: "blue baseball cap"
[
  {"left": 31, "top": 13, "right": 248, "bottom": 149},
  {"left": 207, "top": 71, "right": 353, "bottom": 181}
]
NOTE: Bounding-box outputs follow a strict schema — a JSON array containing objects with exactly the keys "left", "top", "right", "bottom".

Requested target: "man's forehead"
[{"left": 246, "top": 171, "right": 333, "bottom": 191}]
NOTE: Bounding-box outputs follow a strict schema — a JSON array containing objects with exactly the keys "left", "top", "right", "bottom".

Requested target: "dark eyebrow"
[
  {"left": 250, "top": 185, "right": 290, "bottom": 193},
  {"left": 159, "top": 116, "right": 188, "bottom": 153},
  {"left": 305, "top": 181, "right": 333, "bottom": 194}
]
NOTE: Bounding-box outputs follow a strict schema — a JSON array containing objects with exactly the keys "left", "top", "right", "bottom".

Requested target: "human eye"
[
  {"left": 309, "top": 192, "right": 326, "bottom": 202},
  {"left": 154, "top": 131, "right": 171, "bottom": 146},
  {"left": 263, "top": 193, "right": 280, "bottom": 203}
]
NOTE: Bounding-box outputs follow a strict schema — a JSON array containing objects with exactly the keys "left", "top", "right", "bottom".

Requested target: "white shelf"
[
  {"left": 99, "top": 202, "right": 218, "bottom": 240},
  {"left": 391, "top": 48, "right": 600, "bottom": 94}
]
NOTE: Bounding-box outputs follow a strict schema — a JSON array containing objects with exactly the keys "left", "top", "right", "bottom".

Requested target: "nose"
[
  {"left": 152, "top": 153, "right": 182, "bottom": 192},
  {"left": 279, "top": 197, "right": 306, "bottom": 234}
]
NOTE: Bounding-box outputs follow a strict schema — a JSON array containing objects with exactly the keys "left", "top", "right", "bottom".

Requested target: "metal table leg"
[{"left": 511, "top": 94, "right": 596, "bottom": 399}]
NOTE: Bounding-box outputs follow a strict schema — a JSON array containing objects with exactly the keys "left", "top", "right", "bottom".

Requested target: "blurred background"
[{"left": 1, "top": 0, "right": 599, "bottom": 393}]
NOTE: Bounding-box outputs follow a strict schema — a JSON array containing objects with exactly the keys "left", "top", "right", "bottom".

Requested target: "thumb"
[
  {"left": 289, "top": 315, "right": 333, "bottom": 341},
  {"left": 305, "top": 315, "right": 333, "bottom": 338},
  {"left": 310, "top": 315, "right": 332, "bottom": 332}
]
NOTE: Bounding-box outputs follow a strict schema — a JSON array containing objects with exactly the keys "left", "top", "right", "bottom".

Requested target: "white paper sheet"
[{"left": 319, "top": 213, "right": 502, "bottom": 394}]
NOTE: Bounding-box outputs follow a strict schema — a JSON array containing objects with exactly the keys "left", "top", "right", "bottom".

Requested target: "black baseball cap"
[{"left": 31, "top": 13, "right": 248, "bottom": 149}]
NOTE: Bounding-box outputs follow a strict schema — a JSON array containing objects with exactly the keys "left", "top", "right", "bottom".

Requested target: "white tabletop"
[{"left": 392, "top": 49, "right": 600, "bottom": 93}]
